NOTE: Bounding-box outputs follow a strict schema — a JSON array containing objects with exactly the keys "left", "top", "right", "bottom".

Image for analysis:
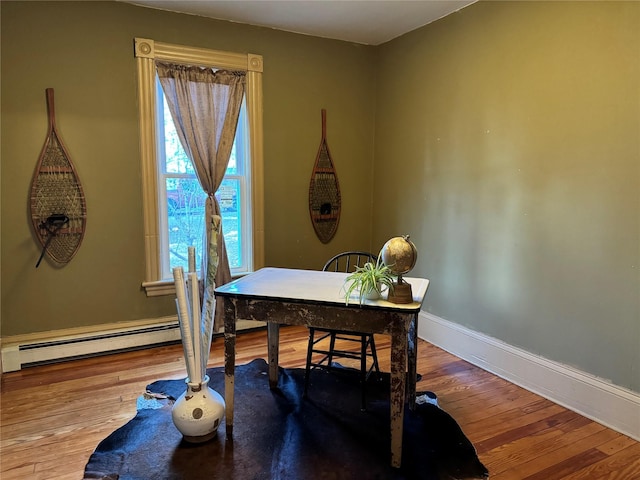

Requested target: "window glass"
[{"left": 157, "top": 80, "right": 250, "bottom": 278}]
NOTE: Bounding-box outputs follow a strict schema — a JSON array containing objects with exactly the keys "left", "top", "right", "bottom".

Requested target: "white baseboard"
[
  {"left": 418, "top": 311, "right": 640, "bottom": 441},
  {"left": 0, "top": 317, "right": 266, "bottom": 373}
]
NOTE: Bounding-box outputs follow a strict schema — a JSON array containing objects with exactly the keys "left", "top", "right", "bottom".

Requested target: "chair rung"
[
  {"left": 309, "top": 362, "right": 379, "bottom": 380},
  {"left": 312, "top": 332, "right": 333, "bottom": 344},
  {"left": 333, "top": 335, "right": 366, "bottom": 343},
  {"left": 311, "top": 348, "right": 374, "bottom": 361}
]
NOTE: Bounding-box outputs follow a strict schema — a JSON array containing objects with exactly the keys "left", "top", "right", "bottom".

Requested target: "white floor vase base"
[{"left": 171, "top": 376, "right": 225, "bottom": 443}]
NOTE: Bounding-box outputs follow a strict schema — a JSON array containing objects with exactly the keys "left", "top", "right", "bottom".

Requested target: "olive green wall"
[
  {"left": 373, "top": 1, "right": 639, "bottom": 392},
  {"left": 0, "top": 1, "right": 376, "bottom": 336}
]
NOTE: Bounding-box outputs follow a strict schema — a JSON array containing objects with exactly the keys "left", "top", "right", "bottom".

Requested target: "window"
[{"left": 134, "top": 38, "right": 264, "bottom": 296}]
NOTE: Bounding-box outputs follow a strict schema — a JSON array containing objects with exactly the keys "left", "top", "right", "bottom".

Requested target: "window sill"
[
  {"left": 142, "top": 273, "right": 249, "bottom": 297},
  {"left": 142, "top": 280, "right": 177, "bottom": 297}
]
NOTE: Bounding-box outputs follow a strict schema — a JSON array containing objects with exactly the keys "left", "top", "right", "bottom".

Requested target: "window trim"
[{"left": 134, "top": 38, "right": 264, "bottom": 296}]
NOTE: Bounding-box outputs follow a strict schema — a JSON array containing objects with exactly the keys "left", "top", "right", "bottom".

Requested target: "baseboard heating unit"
[{"left": 1, "top": 318, "right": 181, "bottom": 372}]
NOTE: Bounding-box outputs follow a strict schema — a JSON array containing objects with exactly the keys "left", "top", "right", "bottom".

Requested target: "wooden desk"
[{"left": 214, "top": 267, "right": 430, "bottom": 467}]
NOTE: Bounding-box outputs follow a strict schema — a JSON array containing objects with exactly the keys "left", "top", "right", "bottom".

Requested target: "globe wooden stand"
[{"left": 387, "top": 278, "right": 413, "bottom": 304}]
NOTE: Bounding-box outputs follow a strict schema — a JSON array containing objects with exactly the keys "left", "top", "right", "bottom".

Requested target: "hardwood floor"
[{"left": 1, "top": 325, "right": 638, "bottom": 479}]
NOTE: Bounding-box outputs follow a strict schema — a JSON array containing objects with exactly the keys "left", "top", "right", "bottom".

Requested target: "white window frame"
[{"left": 134, "top": 38, "right": 264, "bottom": 296}]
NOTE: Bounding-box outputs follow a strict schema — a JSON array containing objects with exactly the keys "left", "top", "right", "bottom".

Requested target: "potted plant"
[{"left": 343, "top": 257, "right": 395, "bottom": 304}]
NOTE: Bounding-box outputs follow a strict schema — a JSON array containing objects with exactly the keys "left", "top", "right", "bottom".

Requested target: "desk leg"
[
  {"left": 390, "top": 319, "right": 408, "bottom": 468},
  {"left": 407, "top": 313, "right": 418, "bottom": 411},
  {"left": 267, "top": 322, "right": 280, "bottom": 388},
  {"left": 224, "top": 298, "right": 237, "bottom": 438}
]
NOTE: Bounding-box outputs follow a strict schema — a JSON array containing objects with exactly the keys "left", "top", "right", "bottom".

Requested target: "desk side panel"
[{"left": 231, "top": 299, "right": 410, "bottom": 334}]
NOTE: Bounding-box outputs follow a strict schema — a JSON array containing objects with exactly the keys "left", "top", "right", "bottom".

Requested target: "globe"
[
  {"left": 380, "top": 235, "right": 418, "bottom": 304},
  {"left": 381, "top": 235, "right": 418, "bottom": 276}
]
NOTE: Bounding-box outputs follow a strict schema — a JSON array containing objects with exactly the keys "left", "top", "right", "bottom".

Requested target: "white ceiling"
[{"left": 122, "top": 0, "right": 476, "bottom": 45}]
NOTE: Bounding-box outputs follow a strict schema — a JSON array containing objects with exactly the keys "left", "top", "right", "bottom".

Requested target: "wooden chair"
[{"left": 303, "top": 251, "right": 381, "bottom": 410}]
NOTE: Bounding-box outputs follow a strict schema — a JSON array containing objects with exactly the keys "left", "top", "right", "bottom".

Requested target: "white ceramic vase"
[{"left": 171, "top": 375, "right": 225, "bottom": 443}]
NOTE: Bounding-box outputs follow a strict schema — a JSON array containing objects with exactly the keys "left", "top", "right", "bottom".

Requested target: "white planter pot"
[
  {"left": 361, "top": 287, "right": 381, "bottom": 300},
  {"left": 171, "top": 376, "right": 225, "bottom": 443},
  {"left": 356, "top": 282, "right": 387, "bottom": 300}
]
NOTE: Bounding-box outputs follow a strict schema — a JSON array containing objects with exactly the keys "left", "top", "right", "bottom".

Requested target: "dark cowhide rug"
[{"left": 84, "top": 359, "right": 488, "bottom": 480}]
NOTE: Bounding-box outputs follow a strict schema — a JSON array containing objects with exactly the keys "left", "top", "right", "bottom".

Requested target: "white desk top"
[{"left": 215, "top": 267, "right": 430, "bottom": 311}]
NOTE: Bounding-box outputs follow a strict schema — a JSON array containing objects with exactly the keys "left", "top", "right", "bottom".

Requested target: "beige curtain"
[{"left": 157, "top": 62, "right": 246, "bottom": 333}]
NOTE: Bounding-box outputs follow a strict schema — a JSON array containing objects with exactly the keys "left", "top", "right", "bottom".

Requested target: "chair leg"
[
  {"left": 303, "top": 327, "right": 315, "bottom": 398},
  {"left": 369, "top": 335, "right": 380, "bottom": 376},
  {"left": 360, "top": 334, "right": 367, "bottom": 411},
  {"left": 328, "top": 332, "right": 337, "bottom": 369}
]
